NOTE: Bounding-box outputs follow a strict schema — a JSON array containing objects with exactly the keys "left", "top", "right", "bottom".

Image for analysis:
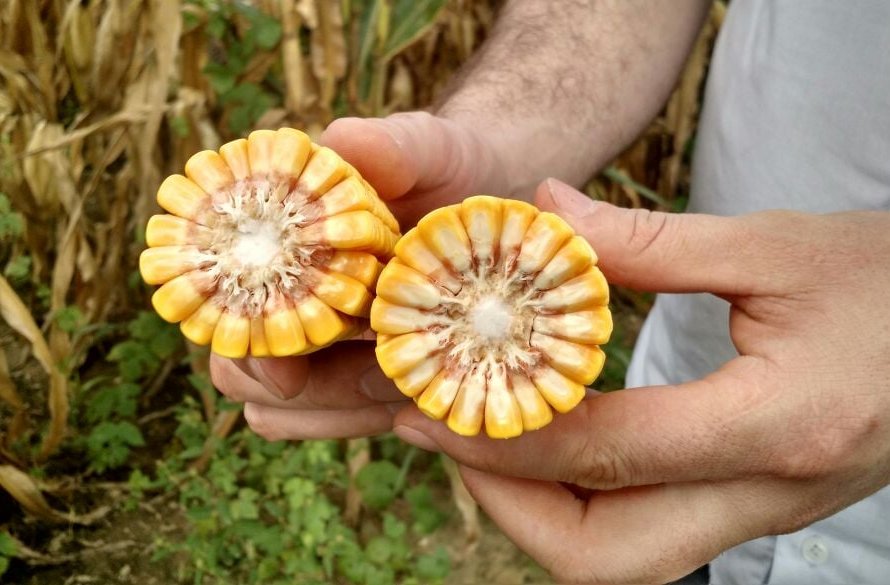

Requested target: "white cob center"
[
  {"left": 205, "top": 181, "right": 312, "bottom": 307},
  {"left": 469, "top": 296, "right": 512, "bottom": 340},
  {"left": 440, "top": 273, "right": 536, "bottom": 371},
  {"left": 231, "top": 217, "right": 282, "bottom": 267}
]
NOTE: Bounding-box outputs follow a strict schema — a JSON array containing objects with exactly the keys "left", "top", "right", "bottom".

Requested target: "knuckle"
[
  {"left": 574, "top": 438, "right": 636, "bottom": 489},
  {"left": 624, "top": 208, "right": 672, "bottom": 257},
  {"left": 770, "top": 410, "right": 880, "bottom": 481}
]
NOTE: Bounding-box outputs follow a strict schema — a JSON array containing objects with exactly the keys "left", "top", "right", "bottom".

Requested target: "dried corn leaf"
[
  {"left": 0, "top": 275, "right": 69, "bottom": 460},
  {"left": 0, "top": 464, "right": 107, "bottom": 524},
  {"left": 310, "top": 0, "right": 347, "bottom": 113},
  {"left": 0, "top": 349, "right": 22, "bottom": 410}
]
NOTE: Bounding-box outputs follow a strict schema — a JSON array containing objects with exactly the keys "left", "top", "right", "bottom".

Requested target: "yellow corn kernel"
[
  {"left": 459, "top": 195, "right": 502, "bottom": 267},
  {"left": 370, "top": 298, "right": 441, "bottom": 335},
  {"left": 532, "top": 235, "right": 596, "bottom": 290},
  {"left": 483, "top": 364, "right": 523, "bottom": 439},
  {"left": 531, "top": 366, "right": 586, "bottom": 414},
  {"left": 270, "top": 128, "right": 313, "bottom": 177},
  {"left": 264, "top": 293, "right": 308, "bottom": 357},
  {"left": 326, "top": 251, "right": 381, "bottom": 288},
  {"left": 375, "top": 261, "right": 443, "bottom": 310},
  {"left": 140, "top": 128, "right": 401, "bottom": 358},
  {"left": 145, "top": 214, "right": 213, "bottom": 247},
  {"left": 295, "top": 146, "right": 350, "bottom": 198},
  {"left": 212, "top": 311, "right": 251, "bottom": 358},
  {"left": 530, "top": 332, "right": 607, "bottom": 385},
  {"left": 151, "top": 271, "right": 214, "bottom": 323},
  {"left": 447, "top": 366, "right": 487, "bottom": 436},
  {"left": 371, "top": 196, "right": 609, "bottom": 439},
  {"left": 417, "top": 206, "right": 473, "bottom": 273},
  {"left": 416, "top": 370, "right": 464, "bottom": 420},
  {"left": 538, "top": 267, "right": 609, "bottom": 311},
  {"left": 393, "top": 228, "right": 462, "bottom": 294},
  {"left": 156, "top": 175, "right": 210, "bottom": 222},
  {"left": 532, "top": 307, "right": 613, "bottom": 345},
  {"left": 498, "top": 199, "right": 538, "bottom": 271},
  {"left": 185, "top": 150, "right": 234, "bottom": 194},
  {"left": 375, "top": 331, "right": 441, "bottom": 379},
  {"left": 517, "top": 212, "right": 574, "bottom": 274},
  {"left": 298, "top": 210, "right": 398, "bottom": 256},
  {"left": 509, "top": 372, "right": 553, "bottom": 432},
  {"left": 138, "top": 245, "right": 204, "bottom": 285},
  {"left": 249, "top": 316, "right": 271, "bottom": 358},
  {"left": 295, "top": 293, "right": 350, "bottom": 347},
  {"left": 394, "top": 356, "right": 444, "bottom": 398},
  {"left": 306, "top": 267, "right": 373, "bottom": 317},
  {"left": 219, "top": 138, "right": 251, "bottom": 180},
  {"left": 180, "top": 300, "right": 223, "bottom": 346}
]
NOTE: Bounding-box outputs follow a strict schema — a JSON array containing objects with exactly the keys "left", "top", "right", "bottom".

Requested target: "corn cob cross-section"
[
  {"left": 139, "top": 128, "right": 401, "bottom": 358},
  {"left": 372, "top": 196, "right": 612, "bottom": 439}
]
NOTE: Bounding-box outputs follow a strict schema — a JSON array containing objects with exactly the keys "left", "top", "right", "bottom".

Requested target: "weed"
[
  {"left": 0, "top": 531, "right": 16, "bottom": 579},
  {"left": 149, "top": 393, "right": 451, "bottom": 584}
]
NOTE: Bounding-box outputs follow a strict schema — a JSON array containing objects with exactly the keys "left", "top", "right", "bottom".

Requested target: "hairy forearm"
[{"left": 436, "top": 0, "right": 712, "bottom": 196}]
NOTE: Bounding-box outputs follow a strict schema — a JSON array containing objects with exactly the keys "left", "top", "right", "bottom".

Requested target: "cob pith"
[
  {"left": 139, "top": 128, "right": 400, "bottom": 358},
  {"left": 371, "top": 196, "right": 612, "bottom": 439}
]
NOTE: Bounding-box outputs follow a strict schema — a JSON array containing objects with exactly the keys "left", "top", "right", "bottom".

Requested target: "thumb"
[
  {"left": 535, "top": 178, "right": 770, "bottom": 295},
  {"left": 321, "top": 111, "right": 506, "bottom": 204}
]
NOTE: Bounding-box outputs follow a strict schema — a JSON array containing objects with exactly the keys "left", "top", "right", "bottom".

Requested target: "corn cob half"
[
  {"left": 139, "top": 128, "right": 400, "bottom": 358},
  {"left": 371, "top": 196, "right": 612, "bottom": 439}
]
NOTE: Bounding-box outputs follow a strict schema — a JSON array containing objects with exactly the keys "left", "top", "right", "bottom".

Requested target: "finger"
[
  {"left": 243, "top": 402, "right": 401, "bottom": 440},
  {"left": 458, "top": 466, "right": 775, "bottom": 585},
  {"left": 210, "top": 342, "right": 405, "bottom": 409},
  {"left": 395, "top": 357, "right": 781, "bottom": 489},
  {"left": 321, "top": 112, "right": 507, "bottom": 225},
  {"left": 534, "top": 178, "right": 799, "bottom": 296}
]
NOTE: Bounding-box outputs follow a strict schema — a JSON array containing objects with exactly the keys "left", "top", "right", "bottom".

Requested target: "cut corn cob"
[
  {"left": 371, "top": 195, "right": 611, "bottom": 439},
  {"left": 139, "top": 128, "right": 401, "bottom": 358}
]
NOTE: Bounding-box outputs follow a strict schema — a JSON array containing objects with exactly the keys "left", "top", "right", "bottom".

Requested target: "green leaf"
[
  {"left": 355, "top": 461, "right": 400, "bottom": 509},
  {"left": 251, "top": 12, "right": 282, "bottom": 49},
  {"left": 85, "top": 382, "right": 140, "bottom": 423},
  {"left": 355, "top": 0, "right": 381, "bottom": 81},
  {"left": 0, "top": 531, "right": 17, "bottom": 557},
  {"left": 53, "top": 305, "right": 84, "bottom": 334},
  {"left": 4, "top": 254, "right": 30, "bottom": 282},
  {"left": 364, "top": 535, "right": 394, "bottom": 565},
  {"left": 107, "top": 339, "right": 159, "bottom": 381},
  {"left": 86, "top": 421, "right": 145, "bottom": 472},
  {"left": 203, "top": 62, "right": 238, "bottom": 95},
  {"left": 405, "top": 484, "right": 446, "bottom": 534},
  {"left": 415, "top": 547, "right": 450, "bottom": 581},
  {"left": 381, "top": 0, "right": 447, "bottom": 62},
  {"left": 0, "top": 193, "right": 23, "bottom": 240},
  {"left": 229, "top": 488, "right": 260, "bottom": 520}
]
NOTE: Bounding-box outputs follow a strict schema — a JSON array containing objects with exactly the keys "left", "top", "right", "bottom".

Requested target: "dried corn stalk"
[
  {"left": 372, "top": 196, "right": 612, "bottom": 438},
  {"left": 139, "top": 127, "right": 400, "bottom": 358}
]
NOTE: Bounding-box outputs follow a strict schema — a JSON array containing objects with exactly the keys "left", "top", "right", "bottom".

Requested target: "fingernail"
[
  {"left": 394, "top": 425, "right": 441, "bottom": 453},
  {"left": 235, "top": 357, "right": 296, "bottom": 400},
  {"left": 360, "top": 365, "right": 403, "bottom": 402},
  {"left": 545, "top": 178, "right": 599, "bottom": 217}
]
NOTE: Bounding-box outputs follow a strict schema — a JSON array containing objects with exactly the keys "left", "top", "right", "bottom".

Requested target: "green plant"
[
  {"left": 147, "top": 394, "right": 450, "bottom": 584},
  {"left": 0, "top": 530, "right": 17, "bottom": 578},
  {"left": 74, "top": 311, "right": 182, "bottom": 473},
  {"left": 187, "top": 0, "right": 283, "bottom": 134}
]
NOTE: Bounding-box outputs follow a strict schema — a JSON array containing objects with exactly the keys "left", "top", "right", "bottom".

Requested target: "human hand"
[
  {"left": 390, "top": 178, "right": 890, "bottom": 584},
  {"left": 210, "top": 112, "right": 511, "bottom": 438}
]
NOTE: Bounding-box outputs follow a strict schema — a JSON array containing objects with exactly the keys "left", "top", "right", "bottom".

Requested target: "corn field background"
[{"left": 0, "top": 1, "right": 723, "bottom": 583}]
